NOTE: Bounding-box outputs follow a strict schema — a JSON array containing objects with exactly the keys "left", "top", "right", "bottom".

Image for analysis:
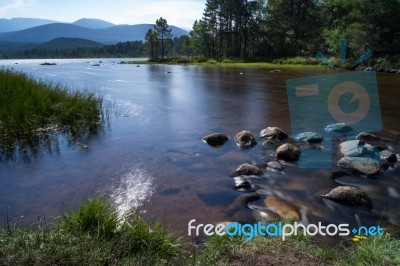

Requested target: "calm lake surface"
[{"left": 1, "top": 58, "right": 399, "bottom": 236}]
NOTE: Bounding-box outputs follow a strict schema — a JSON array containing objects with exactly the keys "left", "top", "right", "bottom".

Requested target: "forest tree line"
[
  {"left": 144, "top": 0, "right": 400, "bottom": 65},
  {"left": 187, "top": 0, "right": 400, "bottom": 61},
  {"left": 1, "top": 37, "right": 191, "bottom": 59}
]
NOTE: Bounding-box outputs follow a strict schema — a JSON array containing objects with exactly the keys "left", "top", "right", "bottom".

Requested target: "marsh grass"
[
  {"left": 0, "top": 198, "right": 184, "bottom": 265},
  {"left": 0, "top": 69, "right": 103, "bottom": 159}
]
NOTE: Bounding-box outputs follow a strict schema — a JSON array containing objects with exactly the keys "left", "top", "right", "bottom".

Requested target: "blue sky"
[{"left": 0, "top": 0, "right": 206, "bottom": 29}]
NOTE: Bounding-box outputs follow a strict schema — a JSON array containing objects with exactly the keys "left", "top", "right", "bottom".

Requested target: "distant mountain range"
[
  {"left": 0, "top": 18, "right": 60, "bottom": 32},
  {"left": 0, "top": 18, "right": 189, "bottom": 55}
]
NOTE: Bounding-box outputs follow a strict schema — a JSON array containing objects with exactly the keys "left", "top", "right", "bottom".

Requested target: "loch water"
[{"left": 0, "top": 59, "right": 399, "bottom": 238}]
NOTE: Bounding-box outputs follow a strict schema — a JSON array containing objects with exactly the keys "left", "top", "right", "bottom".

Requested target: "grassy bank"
[
  {"left": 0, "top": 69, "right": 102, "bottom": 157},
  {"left": 0, "top": 198, "right": 183, "bottom": 265},
  {"left": 196, "top": 231, "right": 400, "bottom": 266},
  {"left": 122, "top": 56, "right": 327, "bottom": 70},
  {"left": 1, "top": 198, "right": 399, "bottom": 265}
]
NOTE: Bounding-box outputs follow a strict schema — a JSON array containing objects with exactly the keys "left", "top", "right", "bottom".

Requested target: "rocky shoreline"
[
  {"left": 202, "top": 123, "right": 399, "bottom": 223},
  {"left": 358, "top": 66, "right": 400, "bottom": 74}
]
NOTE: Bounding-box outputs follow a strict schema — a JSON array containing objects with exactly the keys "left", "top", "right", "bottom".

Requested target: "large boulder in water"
[
  {"left": 276, "top": 143, "right": 301, "bottom": 161},
  {"left": 266, "top": 161, "right": 284, "bottom": 172},
  {"left": 356, "top": 132, "right": 380, "bottom": 141},
  {"left": 236, "top": 163, "right": 263, "bottom": 176},
  {"left": 235, "top": 130, "right": 257, "bottom": 148},
  {"left": 294, "top": 132, "right": 323, "bottom": 143},
  {"left": 322, "top": 186, "right": 372, "bottom": 209},
  {"left": 259, "top": 127, "right": 288, "bottom": 140},
  {"left": 337, "top": 157, "right": 380, "bottom": 177},
  {"left": 338, "top": 140, "right": 377, "bottom": 157},
  {"left": 202, "top": 133, "right": 229, "bottom": 146}
]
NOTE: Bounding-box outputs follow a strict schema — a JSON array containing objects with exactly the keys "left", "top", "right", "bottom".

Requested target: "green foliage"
[
  {"left": 0, "top": 69, "right": 102, "bottom": 159},
  {"left": 189, "top": 0, "right": 400, "bottom": 62},
  {"left": 193, "top": 233, "right": 400, "bottom": 266},
  {"left": 62, "top": 198, "right": 119, "bottom": 239},
  {"left": 154, "top": 17, "right": 173, "bottom": 59},
  {"left": 0, "top": 198, "right": 183, "bottom": 265},
  {"left": 1, "top": 200, "right": 400, "bottom": 265},
  {"left": 341, "top": 234, "right": 400, "bottom": 265},
  {"left": 145, "top": 29, "right": 158, "bottom": 60},
  {"left": 195, "top": 235, "right": 245, "bottom": 265}
]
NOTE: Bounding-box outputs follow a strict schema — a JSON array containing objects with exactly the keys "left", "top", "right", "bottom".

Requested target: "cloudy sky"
[{"left": 0, "top": 0, "right": 206, "bottom": 29}]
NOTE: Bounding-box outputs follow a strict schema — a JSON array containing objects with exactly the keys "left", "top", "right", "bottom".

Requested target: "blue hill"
[
  {"left": 0, "top": 18, "right": 59, "bottom": 32},
  {"left": 0, "top": 23, "right": 188, "bottom": 44}
]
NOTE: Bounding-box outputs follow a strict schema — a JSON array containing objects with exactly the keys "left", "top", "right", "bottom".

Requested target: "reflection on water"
[
  {"left": 108, "top": 163, "right": 154, "bottom": 219},
  {"left": 103, "top": 95, "right": 142, "bottom": 118},
  {"left": 0, "top": 121, "right": 104, "bottom": 162},
  {"left": 0, "top": 59, "right": 399, "bottom": 239}
]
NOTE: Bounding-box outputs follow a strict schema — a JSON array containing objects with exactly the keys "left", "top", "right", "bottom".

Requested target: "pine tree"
[{"left": 154, "top": 17, "right": 173, "bottom": 59}]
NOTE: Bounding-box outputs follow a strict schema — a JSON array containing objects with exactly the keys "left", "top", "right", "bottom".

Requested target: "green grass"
[
  {"left": 0, "top": 68, "right": 102, "bottom": 158},
  {"left": 0, "top": 198, "right": 184, "bottom": 265},
  {"left": 193, "top": 231, "right": 400, "bottom": 266},
  {"left": 1, "top": 198, "right": 399, "bottom": 265},
  {"left": 124, "top": 56, "right": 327, "bottom": 70}
]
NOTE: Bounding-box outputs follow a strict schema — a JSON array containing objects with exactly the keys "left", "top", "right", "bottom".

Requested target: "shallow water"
[{"left": 0, "top": 59, "right": 399, "bottom": 238}]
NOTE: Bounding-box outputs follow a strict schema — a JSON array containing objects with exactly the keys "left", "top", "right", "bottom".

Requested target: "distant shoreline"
[{"left": 121, "top": 59, "right": 327, "bottom": 70}]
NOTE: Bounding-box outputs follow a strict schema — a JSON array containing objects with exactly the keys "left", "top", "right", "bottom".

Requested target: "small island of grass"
[
  {"left": 0, "top": 68, "right": 102, "bottom": 158},
  {"left": 122, "top": 56, "right": 328, "bottom": 70}
]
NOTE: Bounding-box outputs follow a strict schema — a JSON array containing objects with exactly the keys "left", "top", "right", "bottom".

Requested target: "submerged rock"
[
  {"left": 235, "top": 130, "right": 257, "bottom": 148},
  {"left": 231, "top": 209, "right": 258, "bottom": 224},
  {"left": 324, "top": 123, "right": 352, "bottom": 134},
  {"left": 356, "top": 132, "right": 380, "bottom": 141},
  {"left": 380, "top": 150, "right": 397, "bottom": 162},
  {"left": 294, "top": 132, "right": 323, "bottom": 143},
  {"left": 266, "top": 161, "right": 284, "bottom": 172},
  {"left": 263, "top": 195, "right": 301, "bottom": 221},
  {"left": 236, "top": 163, "right": 263, "bottom": 176},
  {"left": 321, "top": 186, "right": 372, "bottom": 209},
  {"left": 337, "top": 157, "right": 380, "bottom": 177},
  {"left": 259, "top": 127, "right": 288, "bottom": 140},
  {"left": 276, "top": 143, "right": 301, "bottom": 161},
  {"left": 339, "top": 140, "right": 377, "bottom": 157},
  {"left": 228, "top": 192, "right": 261, "bottom": 213},
  {"left": 252, "top": 209, "right": 282, "bottom": 223},
  {"left": 202, "top": 133, "right": 229, "bottom": 146}
]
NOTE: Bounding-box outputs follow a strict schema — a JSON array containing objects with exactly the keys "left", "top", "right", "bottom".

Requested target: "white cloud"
[
  {"left": 113, "top": 1, "right": 204, "bottom": 28},
  {"left": 0, "top": 0, "right": 37, "bottom": 16}
]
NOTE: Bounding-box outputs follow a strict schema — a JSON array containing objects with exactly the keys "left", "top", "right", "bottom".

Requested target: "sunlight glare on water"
[{"left": 109, "top": 163, "right": 155, "bottom": 219}]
